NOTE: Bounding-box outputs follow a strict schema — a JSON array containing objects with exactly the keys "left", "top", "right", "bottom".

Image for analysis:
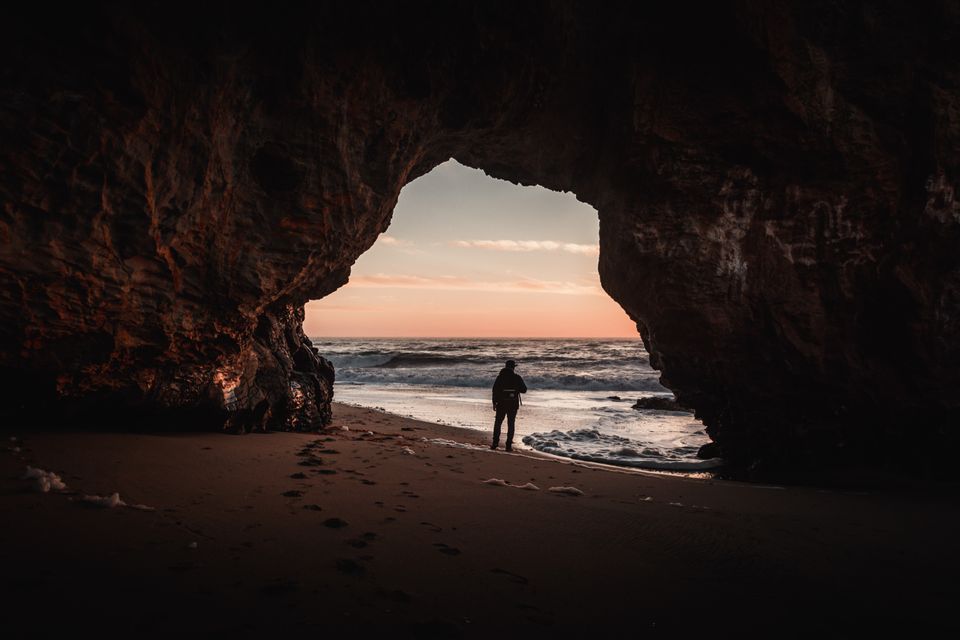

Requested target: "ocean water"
[{"left": 310, "top": 338, "right": 723, "bottom": 472}]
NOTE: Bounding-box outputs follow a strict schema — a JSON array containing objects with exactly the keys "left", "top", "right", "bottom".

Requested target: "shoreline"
[
  {"left": 335, "top": 400, "right": 949, "bottom": 492},
  {"left": 2, "top": 402, "right": 958, "bottom": 635},
  {"left": 340, "top": 400, "right": 721, "bottom": 483}
]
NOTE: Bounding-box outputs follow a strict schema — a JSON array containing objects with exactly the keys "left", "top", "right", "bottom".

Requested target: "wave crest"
[
  {"left": 371, "top": 353, "right": 477, "bottom": 368},
  {"left": 522, "top": 429, "right": 723, "bottom": 471}
]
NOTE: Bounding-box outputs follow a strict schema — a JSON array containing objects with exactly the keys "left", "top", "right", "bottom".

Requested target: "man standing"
[{"left": 491, "top": 360, "right": 527, "bottom": 452}]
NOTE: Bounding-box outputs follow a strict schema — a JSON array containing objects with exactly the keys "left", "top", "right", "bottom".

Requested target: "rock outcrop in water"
[
  {"left": 1, "top": 2, "right": 958, "bottom": 468},
  {"left": 633, "top": 398, "right": 692, "bottom": 413}
]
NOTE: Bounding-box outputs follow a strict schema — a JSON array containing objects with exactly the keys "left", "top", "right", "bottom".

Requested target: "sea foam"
[{"left": 522, "top": 429, "right": 724, "bottom": 471}]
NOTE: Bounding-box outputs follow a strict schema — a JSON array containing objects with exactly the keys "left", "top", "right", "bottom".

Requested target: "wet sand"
[{"left": 1, "top": 403, "right": 958, "bottom": 636}]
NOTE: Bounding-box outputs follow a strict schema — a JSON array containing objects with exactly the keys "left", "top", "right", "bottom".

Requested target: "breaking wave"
[
  {"left": 522, "top": 429, "right": 723, "bottom": 471},
  {"left": 371, "top": 354, "right": 477, "bottom": 368}
]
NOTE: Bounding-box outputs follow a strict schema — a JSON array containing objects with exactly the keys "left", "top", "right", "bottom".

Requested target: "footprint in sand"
[
  {"left": 433, "top": 543, "right": 461, "bottom": 556},
  {"left": 419, "top": 521, "right": 442, "bottom": 533},
  {"left": 282, "top": 490, "right": 304, "bottom": 498},
  {"left": 290, "top": 472, "right": 308, "bottom": 479},
  {"left": 335, "top": 558, "right": 366, "bottom": 576},
  {"left": 323, "top": 517, "right": 348, "bottom": 529},
  {"left": 360, "top": 479, "right": 377, "bottom": 485},
  {"left": 303, "top": 504, "right": 322, "bottom": 511},
  {"left": 491, "top": 568, "right": 529, "bottom": 585}
]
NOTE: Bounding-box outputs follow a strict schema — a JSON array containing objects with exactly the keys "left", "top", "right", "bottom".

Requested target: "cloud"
[
  {"left": 347, "top": 273, "right": 601, "bottom": 296},
  {"left": 379, "top": 234, "right": 412, "bottom": 247},
  {"left": 451, "top": 240, "right": 599, "bottom": 256},
  {"left": 304, "top": 301, "right": 388, "bottom": 312}
]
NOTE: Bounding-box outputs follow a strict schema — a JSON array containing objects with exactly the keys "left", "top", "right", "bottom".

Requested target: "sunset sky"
[{"left": 304, "top": 160, "right": 639, "bottom": 338}]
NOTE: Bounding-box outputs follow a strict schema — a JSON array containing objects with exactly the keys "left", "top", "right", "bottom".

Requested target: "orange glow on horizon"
[{"left": 304, "top": 285, "right": 639, "bottom": 339}]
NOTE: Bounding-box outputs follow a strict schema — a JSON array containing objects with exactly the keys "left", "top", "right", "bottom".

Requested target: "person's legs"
[
  {"left": 505, "top": 407, "right": 518, "bottom": 451},
  {"left": 492, "top": 406, "right": 507, "bottom": 448}
]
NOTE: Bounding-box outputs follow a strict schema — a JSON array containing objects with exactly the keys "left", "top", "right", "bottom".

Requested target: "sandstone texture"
[{"left": 1, "top": 2, "right": 958, "bottom": 469}]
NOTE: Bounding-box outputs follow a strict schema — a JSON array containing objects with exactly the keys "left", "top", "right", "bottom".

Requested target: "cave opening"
[{"left": 304, "top": 160, "right": 717, "bottom": 471}]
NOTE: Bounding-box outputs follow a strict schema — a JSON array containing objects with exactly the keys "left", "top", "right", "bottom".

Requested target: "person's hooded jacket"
[{"left": 492, "top": 367, "right": 527, "bottom": 409}]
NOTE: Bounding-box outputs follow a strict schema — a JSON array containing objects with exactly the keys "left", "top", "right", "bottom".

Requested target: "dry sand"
[{"left": 1, "top": 402, "right": 958, "bottom": 636}]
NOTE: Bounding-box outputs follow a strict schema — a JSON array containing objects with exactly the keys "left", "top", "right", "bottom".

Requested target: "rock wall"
[{"left": 1, "top": 1, "right": 958, "bottom": 468}]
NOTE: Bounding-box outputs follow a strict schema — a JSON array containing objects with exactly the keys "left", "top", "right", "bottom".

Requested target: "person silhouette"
[{"left": 491, "top": 359, "right": 527, "bottom": 452}]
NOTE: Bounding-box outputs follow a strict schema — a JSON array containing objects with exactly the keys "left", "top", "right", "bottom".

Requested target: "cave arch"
[
  {"left": 1, "top": 2, "right": 957, "bottom": 471},
  {"left": 304, "top": 159, "right": 715, "bottom": 468}
]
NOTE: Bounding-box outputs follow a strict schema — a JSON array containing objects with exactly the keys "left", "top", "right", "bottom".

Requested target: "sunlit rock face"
[{"left": 1, "top": 2, "right": 957, "bottom": 467}]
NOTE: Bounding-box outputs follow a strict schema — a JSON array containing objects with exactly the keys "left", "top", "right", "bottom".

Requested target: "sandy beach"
[{"left": 2, "top": 402, "right": 958, "bottom": 636}]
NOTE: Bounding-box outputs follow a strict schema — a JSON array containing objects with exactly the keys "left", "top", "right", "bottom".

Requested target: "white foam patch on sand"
[
  {"left": 421, "top": 437, "right": 486, "bottom": 451},
  {"left": 82, "top": 492, "right": 123, "bottom": 508},
  {"left": 80, "top": 492, "right": 155, "bottom": 511},
  {"left": 401, "top": 446, "right": 416, "bottom": 455},
  {"left": 482, "top": 478, "right": 541, "bottom": 491},
  {"left": 523, "top": 429, "right": 724, "bottom": 471},
  {"left": 22, "top": 466, "right": 67, "bottom": 492},
  {"left": 23, "top": 466, "right": 155, "bottom": 510},
  {"left": 548, "top": 486, "right": 584, "bottom": 496}
]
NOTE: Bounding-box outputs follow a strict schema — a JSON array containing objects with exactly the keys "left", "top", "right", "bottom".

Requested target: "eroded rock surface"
[{"left": 1, "top": 2, "right": 958, "bottom": 468}]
